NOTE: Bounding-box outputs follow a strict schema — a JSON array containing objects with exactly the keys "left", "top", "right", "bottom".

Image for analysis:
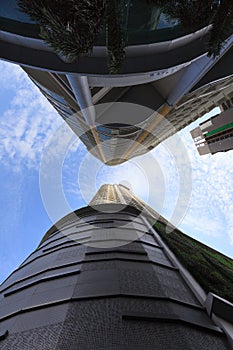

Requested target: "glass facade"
[
  {"left": 0, "top": 0, "right": 200, "bottom": 44},
  {"left": 0, "top": 1, "right": 34, "bottom": 23},
  {"left": 0, "top": 1, "right": 39, "bottom": 37},
  {"left": 30, "top": 79, "right": 66, "bottom": 104}
]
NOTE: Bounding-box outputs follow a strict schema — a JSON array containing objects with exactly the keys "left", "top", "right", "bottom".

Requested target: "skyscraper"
[
  {"left": 0, "top": 184, "right": 232, "bottom": 349},
  {"left": 1, "top": 2, "right": 233, "bottom": 164},
  {"left": 190, "top": 104, "right": 233, "bottom": 155}
]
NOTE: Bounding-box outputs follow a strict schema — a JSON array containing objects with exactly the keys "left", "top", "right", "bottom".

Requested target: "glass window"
[
  {"left": 32, "top": 79, "right": 67, "bottom": 105},
  {"left": 96, "top": 125, "right": 111, "bottom": 134}
]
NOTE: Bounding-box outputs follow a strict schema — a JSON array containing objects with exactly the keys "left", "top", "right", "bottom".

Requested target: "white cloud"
[
  {"left": 0, "top": 61, "right": 63, "bottom": 171},
  {"left": 175, "top": 112, "right": 233, "bottom": 246},
  {"left": 0, "top": 61, "right": 26, "bottom": 89}
]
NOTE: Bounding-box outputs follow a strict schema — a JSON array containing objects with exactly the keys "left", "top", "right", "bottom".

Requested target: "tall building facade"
[
  {"left": 0, "top": 184, "right": 232, "bottom": 349},
  {"left": 190, "top": 104, "right": 233, "bottom": 155},
  {"left": 1, "top": 2, "right": 233, "bottom": 164}
]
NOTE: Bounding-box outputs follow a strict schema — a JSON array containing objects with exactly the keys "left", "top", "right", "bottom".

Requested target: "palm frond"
[{"left": 18, "top": 0, "right": 106, "bottom": 62}]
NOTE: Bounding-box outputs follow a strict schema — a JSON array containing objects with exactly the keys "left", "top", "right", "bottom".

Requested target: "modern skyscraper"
[
  {"left": 0, "top": 184, "right": 232, "bottom": 349},
  {"left": 1, "top": 2, "right": 233, "bottom": 164},
  {"left": 190, "top": 104, "right": 233, "bottom": 155}
]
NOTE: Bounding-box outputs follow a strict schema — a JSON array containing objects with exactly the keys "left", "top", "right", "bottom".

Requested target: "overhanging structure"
[{"left": 1, "top": 2, "right": 233, "bottom": 164}]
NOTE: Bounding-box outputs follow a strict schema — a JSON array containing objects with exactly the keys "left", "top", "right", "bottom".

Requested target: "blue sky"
[{"left": 0, "top": 60, "right": 233, "bottom": 283}]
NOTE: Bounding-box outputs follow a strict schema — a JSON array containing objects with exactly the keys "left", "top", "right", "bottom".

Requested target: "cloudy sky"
[{"left": 0, "top": 60, "right": 232, "bottom": 283}]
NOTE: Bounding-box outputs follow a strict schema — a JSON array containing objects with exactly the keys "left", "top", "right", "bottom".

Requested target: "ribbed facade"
[
  {"left": 22, "top": 67, "right": 233, "bottom": 165},
  {"left": 0, "top": 186, "right": 231, "bottom": 349}
]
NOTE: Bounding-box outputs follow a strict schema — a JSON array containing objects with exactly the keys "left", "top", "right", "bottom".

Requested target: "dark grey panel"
[
  {"left": 1, "top": 262, "right": 82, "bottom": 295},
  {"left": 73, "top": 270, "right": 120, "bottom": 298},
  {"left": 0, "top": 330, "right": 8, "bottom": 341},
  {"left": 211, "top": 295, "right": 233, "bottom": 324},
  {"left": 122, "top": 309, "right": 221, "bottom": 333},
  {"left": 152, "top": 265, "right": 199, "bottom": 305},
  {"left": 84, "top": 252, "right": 149, "bottom": 262},
  {"left": 9, "top": 305, "right": 69, "bottom": 334},
  {"left": 144, "top": 246, "right": 173, "bottom": 267},
  {"left": 1, "top": 323, "right": 63, "bottom": 349}
]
